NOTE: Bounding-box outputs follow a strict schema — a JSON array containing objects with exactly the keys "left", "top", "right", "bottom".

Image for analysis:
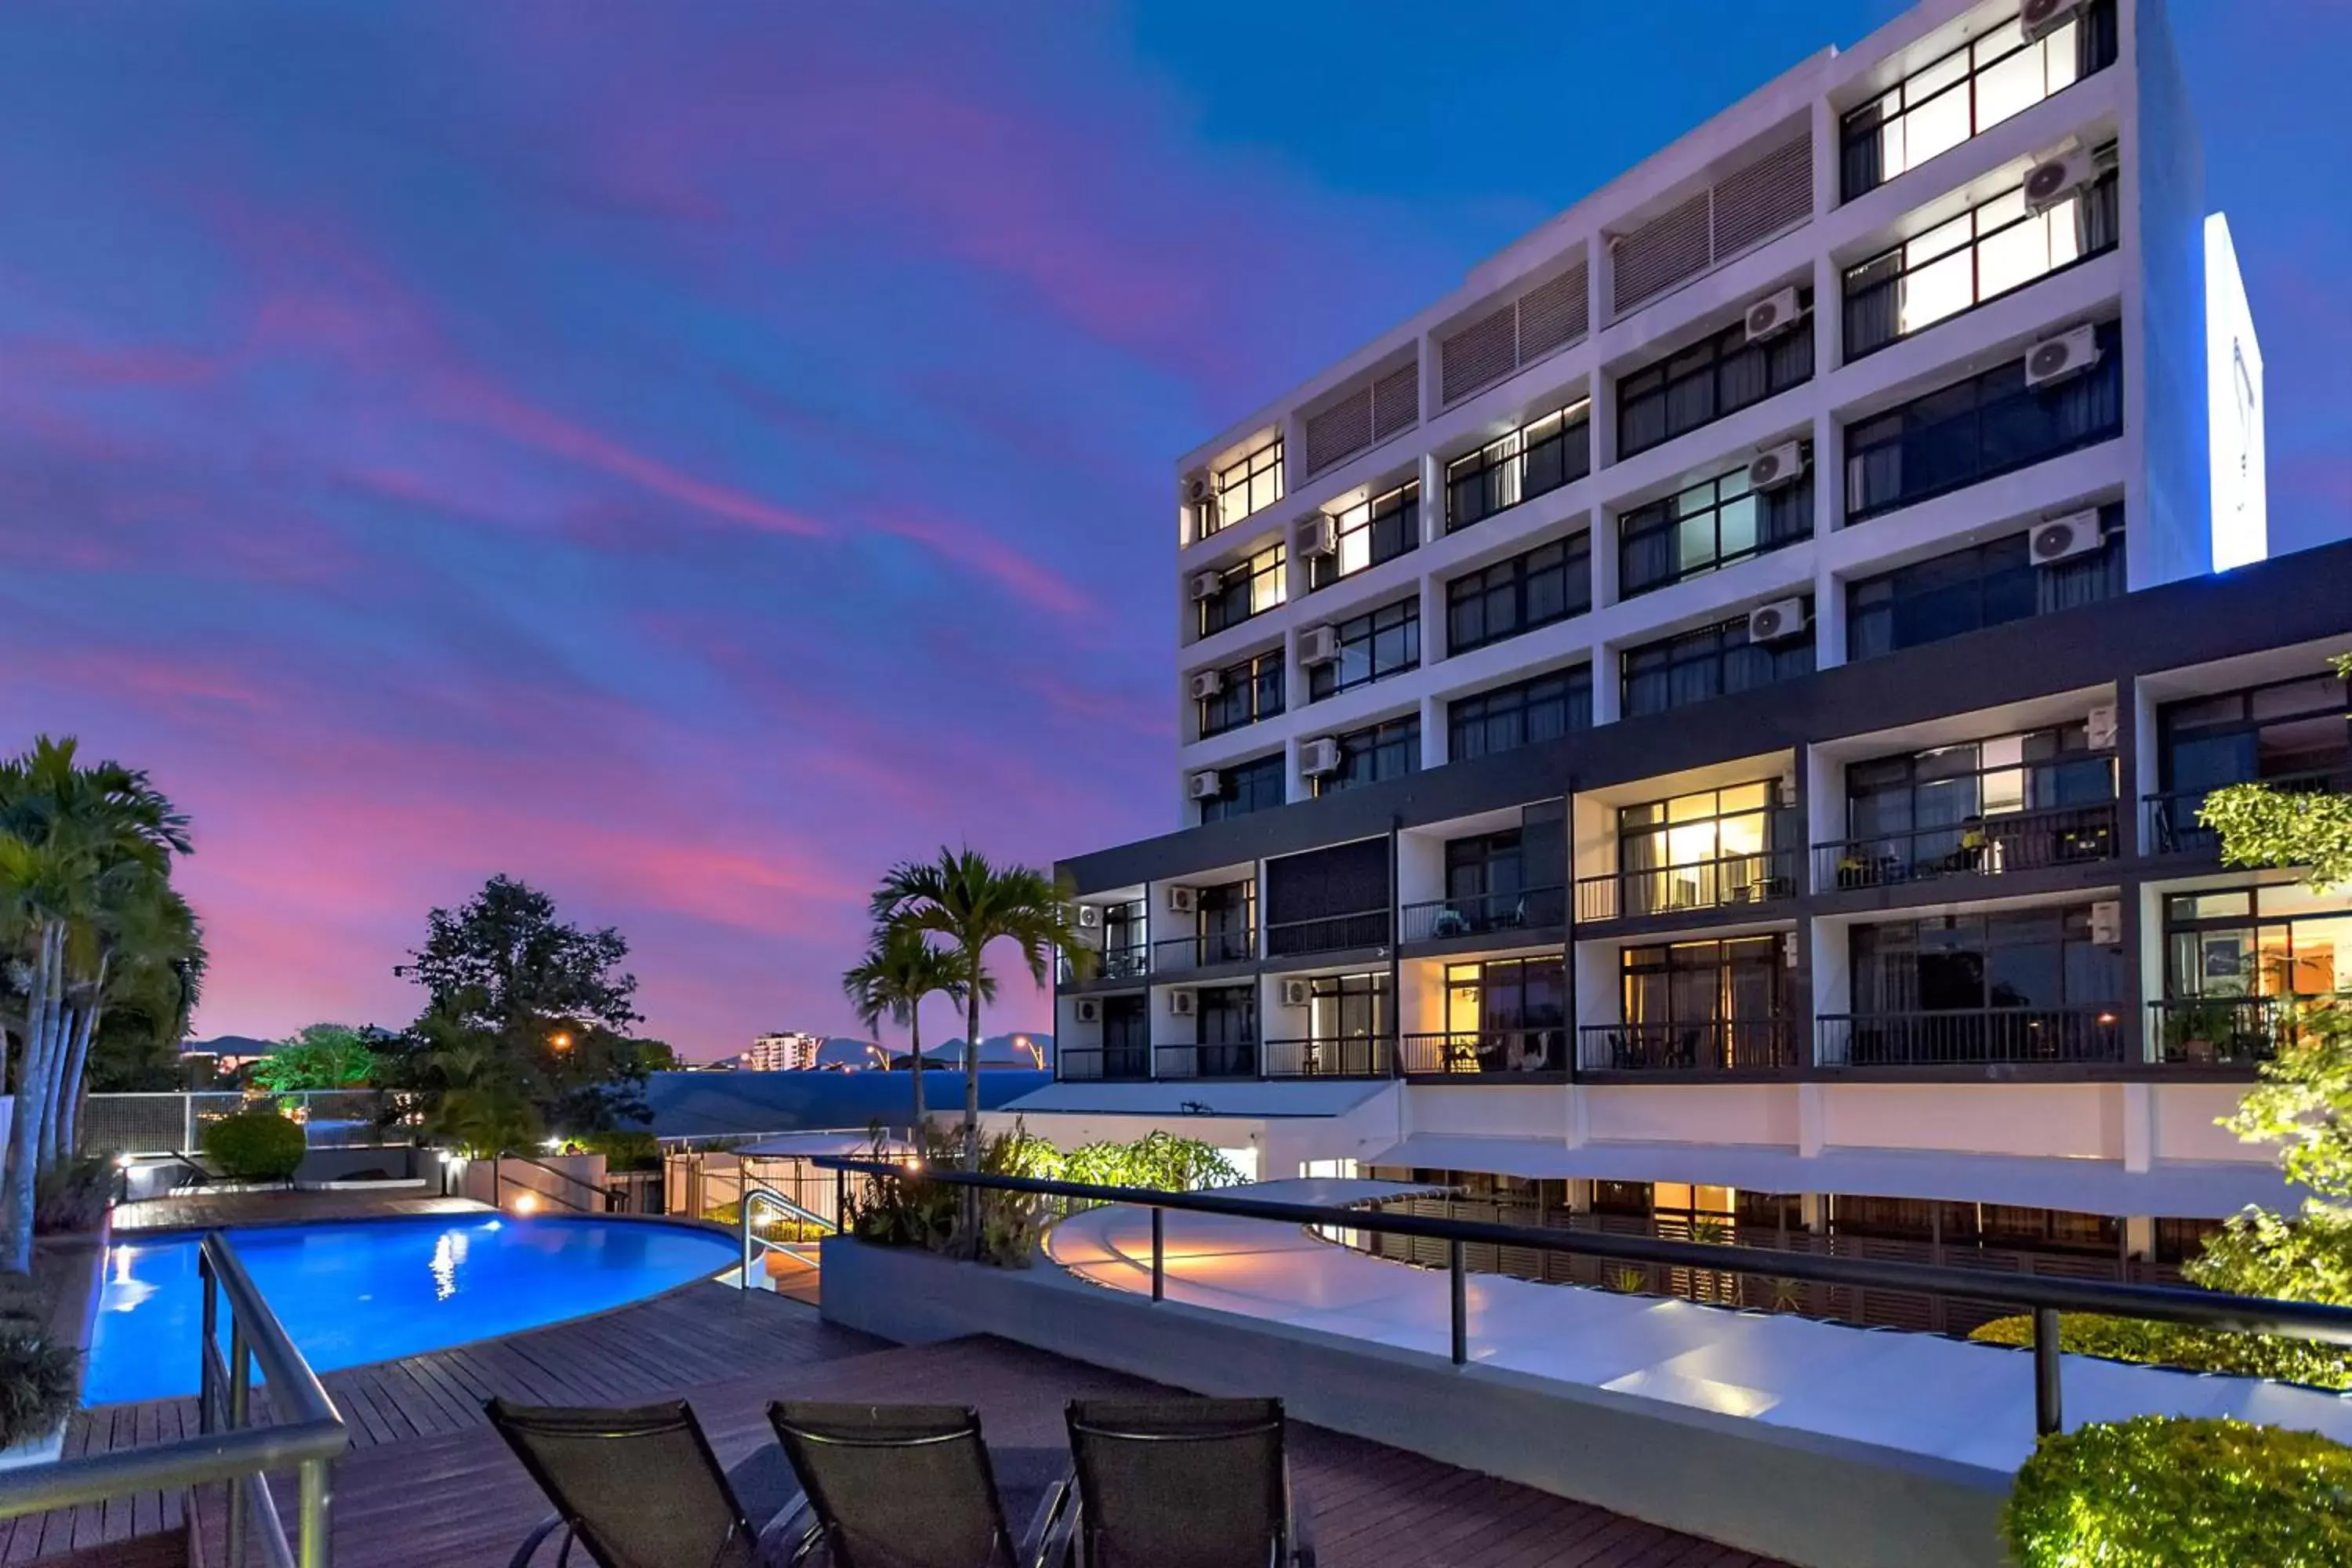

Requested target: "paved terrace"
[{"left": 7, "top": 1281, "right": 1786, "bottom": 1566}]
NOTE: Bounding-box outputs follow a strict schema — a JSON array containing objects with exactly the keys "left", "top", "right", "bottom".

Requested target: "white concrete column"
[
  {"left": 1797, "top": 1082, "right": 1826, "bottom": 1159},
  {"left": 1419, "top": 694, "right": 1447, "bottom": 771},
  {"left": 1564, "top": 1083, "right": 1589, "bottom": 1149},
  {"left": 1589, "top": 637, "right": 1621, "bottom": 727},
  {"left": 1418, "top": 449, "right": 1445, "bottom": 546},
  {"left": 2120, "top": 1082, "right": 2154, "bottom": 1174}
]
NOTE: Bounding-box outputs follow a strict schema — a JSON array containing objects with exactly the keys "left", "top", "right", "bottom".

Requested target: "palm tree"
[
  {"left": 840, "top": 920, "right": 988, "bottom": 1134},
  {"left": 869, "top": 848, "right": 1091, "bottom": 1167}
]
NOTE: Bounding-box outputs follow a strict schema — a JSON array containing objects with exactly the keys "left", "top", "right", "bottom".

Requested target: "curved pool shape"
[{"left": 87, "top": 1216, "right": 738, "bottom": 1405}]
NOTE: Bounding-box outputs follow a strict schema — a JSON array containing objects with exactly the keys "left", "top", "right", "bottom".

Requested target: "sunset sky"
[{"left": 3, "top": 2, "right": 2346, "bottom": 1058}]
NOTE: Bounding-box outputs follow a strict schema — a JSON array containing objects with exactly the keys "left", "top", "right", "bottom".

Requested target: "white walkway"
[{"left": 1045, "top": 1185, "right": 2352, "bottom": 1475}]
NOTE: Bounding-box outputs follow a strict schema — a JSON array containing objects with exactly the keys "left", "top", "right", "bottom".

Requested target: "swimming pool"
[{"left": 87, "top": 1216, "right": 739, "bottom": 1405}]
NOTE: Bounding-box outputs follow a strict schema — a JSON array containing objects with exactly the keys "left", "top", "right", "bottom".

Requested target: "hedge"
[
  {"left": 2005, "top": 1416, "right": 2352, "bottom": 1566},
  {"left": 201, "top": 1109, "right": 308, "bottom": 1182},
  {"left": 1969, "top": 1312, "right": 2352, "bottom": 1390}
]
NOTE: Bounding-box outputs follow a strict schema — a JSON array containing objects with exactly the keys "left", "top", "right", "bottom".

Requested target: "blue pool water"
[{"left": 87, "top": 1216, "right": 739, "bottom": 1405}]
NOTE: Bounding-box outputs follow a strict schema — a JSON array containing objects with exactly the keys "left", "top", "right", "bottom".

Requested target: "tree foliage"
[
  {"left": 250, "top": 1022, "right": 377, "bottom": 1091},
  {"left": 842, "top": 920, "right": 985, "bottom": 1128}
]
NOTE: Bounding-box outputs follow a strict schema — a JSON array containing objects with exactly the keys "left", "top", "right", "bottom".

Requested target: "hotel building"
[{"left": 999, "top": 0, "right": 2347, "bottom": 1322}]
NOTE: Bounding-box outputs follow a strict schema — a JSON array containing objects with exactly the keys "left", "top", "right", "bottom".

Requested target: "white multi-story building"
[
  {"left": 742, "top": 1032, "right": 824, "bottom": 1073},
  {"left": 998, "top": 0, "right": 2351, "bottom": 1330}
]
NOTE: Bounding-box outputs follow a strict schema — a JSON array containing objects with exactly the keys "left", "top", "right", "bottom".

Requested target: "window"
[
  {"left": 1846, "top": 507, "right": 2124, "bottom": 661},
  {"left": 1835, "top": 722, "right": 2117, "bottom": 884},
  {"left": 1196, "top": 540, "right": 1286, "bottom": 637},
  {"left": 2154, "top": 673, "right": 2352, "bottom": 851},
  {"left": 1447, "top": 666, "right": 1592, "bottom": 762},
  {"left": 1839, "top": 0, "right": 2118, "bottom": 201},
  {"left": 1617, "top": 310, "right": 1814, "bottom": 460},
  {"left": 1305, "top": 973, "right": 1390, "bottom": 1043},
  {"left": 1444, "top": 400, "right": 1592, "bottom": 532},
  {"left": 1611, "top": 936, "right": 1792, "bottom": 1070},
  {"left": 1207, "top": 434, "right": 1283, "bottom": 536},
  {"left": 1308, "top": 595, "right": 1419, "bottom": 701},
  {"left": 1849, "top": 906, "right": 2123, "bottom": 1014},
  {"left": 2162, "top": 885, "right": 2352, "bottom": 1003},
  {"left": 1446, "top": 533, "right": 1591, "bottom": 655},
  {"left": 1845, "top": 164, "right": 2120, "bottom": 358},
  {"left": 1190, "top": 880, "right": 1258, "bottom": 965},
  {"left": 1621, "top": 609, "right": 1814, "bottom": 718},
  {"left": 1619, "top": 460, "right": 1813, "bottom": 598},
  {"left": 1099, "top": 994, "right": 1149, "bottom": 1078},
  {"left": 1446, "top": 831, "right": 1527, "bottom": 906},
  {"left": 1439, "top": 956, "right": 1566, "bottom": 1073},
  {"left": 1197, "top": 650, "right": 1284, "bottom": 739},
  {"left": 1098, "top": 899, "right": 1148, "bottom": 981},
  {"left": 1844, "top": 319, "right": 2122, "bottom": 522},
  {"left": 1314, "top": 715, "right": 1419, "bottom": 797},
  {"left": 1198, "top": 753, "right": 1286, "bottom": 825},
  {"left": 1265, "top": 837, "right": 1388, "bottom": 955},
  {"left": 1613, "top": 782, "right": 1791, "bottom": 916},
  {"left": 1190, "top": 983, "right": 1258, "bottom": 1076},
  {"left": 1310, "top": 481, "right": 1418, "bottom": 590}
]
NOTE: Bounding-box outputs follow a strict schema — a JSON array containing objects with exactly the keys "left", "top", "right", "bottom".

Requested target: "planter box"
[{"left": 0, "top": 1424, "right": 66, "bottom": 1472}]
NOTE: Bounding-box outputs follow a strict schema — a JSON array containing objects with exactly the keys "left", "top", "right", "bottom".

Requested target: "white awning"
[{"left": 1363, "top": 1134, "right": 2297, "bottom": 1219}]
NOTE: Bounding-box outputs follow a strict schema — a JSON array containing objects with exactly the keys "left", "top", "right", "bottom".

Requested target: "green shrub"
[
  {"left": 1062, "top": 1131, "right": 1240, "bottom": 1192},
  {"left": 1969, "top": 1312, "right": 2352, "bottom": 1390},
  {"left": 201, "top": 1109, "right": 308, "bottom": 1182},
  {"left": 35, "top": 1155, "right": 114, "bottom": 1236},
  {"left": 2005, "top": 1416, "right": 2352, "bottom": 1566},
  {"left": 572, "top": 1131, "right": 661, "bottom": 1171},
  {"left": 845, "top": 1122, "right": 1058, "bottom": 1266},
  {"left": 0, "top": 1331, "right": 80, "bottom": 1449}
]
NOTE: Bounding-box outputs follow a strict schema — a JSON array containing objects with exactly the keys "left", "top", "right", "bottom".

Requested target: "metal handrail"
[
  {"left": 739, "top": 1185, "right": 840, "bottom": 1289},
  {"left": 811, "top": 1158, "right": 2352, "bottom": 1442},
  {"left": 0, "top": 1232, "right": 345, "bottom": 1566},
  {"left": 495, "top": 1153, "right": 606, "bottom": 1214}
]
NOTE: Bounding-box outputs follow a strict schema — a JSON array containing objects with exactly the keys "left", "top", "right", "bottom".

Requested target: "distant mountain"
[
  {"left": 182, "top": 1033, "right": 277, "bottom": 1057},
  {"left": 921, "top": 1033, "right": 1054, "bottom": 1066}
]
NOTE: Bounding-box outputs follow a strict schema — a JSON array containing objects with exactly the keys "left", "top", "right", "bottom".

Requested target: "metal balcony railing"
[
  {"left": 2144, "top": 768, "right": 2352, "bottom": 856},
  {"left": 1817, "top": 801, "right": 2117, "bottom": 891},
  {"left": 1817, "top": 1007, "right": 2126, "bottom": 1069},
  {"left": 1261, "top": 1035, "right": 1396, "bottom": 1079},
  {"left": 2150, "top": 993, "right": 2347, "bottom": 1067},
  {"left": 1575, "top": 1019, "right": 1804, "bottom": 1074},
  {"left": 1153, "top": 1040, "right": 1260, "bottom": 1080},
  {"left": 1574, "top": 849, "right": 1798, "bottom": 924},
  {"left": 1399, "top": 887, "right": 1566, "bottom": 944},
  {"left": 1150, "top": 929, "right": 1256, "bottom": 973},
  {"left": 1399, "top": 1029, "right": 1567, "bottom": 1076},
  {"left": 1264, "top": 909, "right": 1390, "bottom": 960}
]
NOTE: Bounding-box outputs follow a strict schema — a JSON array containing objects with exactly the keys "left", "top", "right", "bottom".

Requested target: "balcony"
[
  {"left": 1815, "top": 802, "right": 2118, "bottom": 891},
  {"left": 1058, "top": 1047, "right": 1152, "bottom": 1083},
  {"left": 1264, "top": 909, "right": 1391, "bottom": 960},
  {"left": 1153, "top": 1041, "right": 1259, "bottom": 1080},
  {"left": 2150, "top": 994, "right": 2347, "bottom": 1069},
  {"left": 1261, "top": 1035, "right": 1396, "bottom": 1079},
  {"left": 1399, "top": 1028, "right": 1567, "bottom": 1076},
  {"left": 2144, "top": 770, "right": 2352, "bottom": 857},
  {"left": 1150, "top": 929, "right": 1255, "bottom": 974},
  {"left": 1062, "top": 942, "right": 1149, "bottom": 985},
  {"left": 1575, "top": 1020, "right": 1803, "bottom": 1075},
  {"left": 1573, "top": 850, "right": 1799, "bottom": 924},
  {"left": 1816, "top": 1007, "right": 2125, "bottom": 1069},
  {"left": 1399, "top": 887, "right": 1566, "bottom": 945}
]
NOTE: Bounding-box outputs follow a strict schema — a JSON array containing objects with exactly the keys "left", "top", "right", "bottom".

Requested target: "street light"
[{"left": 550, "top": 1031, "right": 572, "bottom": 1053}]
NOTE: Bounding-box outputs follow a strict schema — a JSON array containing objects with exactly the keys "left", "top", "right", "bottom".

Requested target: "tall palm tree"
[
  {"left": 869, "top": 848, "right": 1092, "bottom": 1167},
  {"left": 840, "top": 920, "right": 988, "bottom": 1134}
]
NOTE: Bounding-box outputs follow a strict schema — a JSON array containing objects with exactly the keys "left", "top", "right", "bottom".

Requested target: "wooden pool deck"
[{"left": 8, "top": 1283, "right": 1788, "bottom": 1566}]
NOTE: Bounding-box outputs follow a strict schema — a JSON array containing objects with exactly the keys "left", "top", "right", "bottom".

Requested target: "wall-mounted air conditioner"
[
  {"left": 1299, "top": 625, "right": 1341, "bottom": 666},
  {"left": 1188, "top": 668, "right": 1225, "bottom": 701},
  {"left": 2030, "top": 510, "right": 2103, "bottom": 565},
  {"left": 1744, "top": 286, "right": 1806, "bottom": 343},
  {"left": 1167, "top": 885, "right": 1199, "bottom": 915},
  {"left": 1748, "top": 597, "right": 1809, "bottom": 644},
  {"left": 2022, "top": 142, "right": 2097, "bottom": 215},
  {"left": 1074, "top": 904, "right": 1103, "bottom": 931},
  {"left": 1294, "top": 514, "right": 1338, "bottom": 558},
  {"left": 1167, "top": 990, "right": 1197, "bottom": 1018},
  {"left": 1748, "top": 441, "right": 1807, "bottom": 492},
  {"left": 2024, "top": 325, "right": 2100, "bottom": 389},
  {"left": 1187, "top": 771, "right": 1223, "bottom": 803},
  {"left": 1279, "top": 978, "right": 1312, "bottom": 1008},
  {"left": 2089, "top": 900, "right": 2122, "bottom": 945},
  {"left": 1191, "top": 570, "right": 1225, "bottom": 602},
  {"left": 2020, "top": 0, "right": 2089, "bottom": 45},
  {"left": 1300, "top": 737, "right": 1341, "bottom": 776},
  {"left": 1073, "top": 997, "right": 1102, "bottom": 1024},
  {"left": 2085, "top": 704, "right": 2118, "bottom": 750}
]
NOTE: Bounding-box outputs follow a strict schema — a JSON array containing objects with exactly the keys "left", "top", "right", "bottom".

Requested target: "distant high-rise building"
[{"left": 742, "top": 1031, "right": 823, "bottom": 1072}]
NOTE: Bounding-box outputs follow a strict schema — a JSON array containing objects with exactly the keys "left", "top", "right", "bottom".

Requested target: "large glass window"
[
  {"left": 1833, "top": 721, "right": 2116, "bottom": 885},
  {"left": 1198, "top": 753, "right": 1285, "bottom": 825},
  {"left": 1446, "top": 533, "right": 1590, "bottom": 655},
  {"left": 1838, "top": 1, "right": 2118, "bottom": 201},
  {"left": 1098, "top": 898, "right": 1148, "bottom": 982},
  {"left": 1608, "top": 936, "right": 1792, "bottom": 1070},
  {"left": 1302, "top": 974, "right": 1390, "bottom": 1064},
  {"left": 1196, "top": 649, "right": 1283, "bottom": 739},
  {"left": 1844, "top": 320, "right": 2123, "bottom": 522},
  {"left": 1308, "top": 595, "right": 1419, "bottom": 701},
  {"left": 1846, "top": 507, "right": 2124, "bottom": 661},
  {"left": 1099, "top": 994, "right": 1150, "bottom": 1079},
  {"left": 1446, "top": 831, "right": 1526, "bottom": 906},
  {"left": 1310, "top": 481, "right": 1419, "bottom": 590},
  {"left": 1190, "top": 983, "right": 1258, "bottom": 1076},
  {"left": 1618, "top": 461, "right": 1813, "bottom": 599},
  {"left": 1447, "top": 666, "right": 1592, "bottom": 763},
  {"left": 2154, "top": 673, "right": 2352, "bottom": 852},
  {"left": 1314, "top": 715, "right": 1419, "bottom": 797},
  {"left": 1845, "top": 165, "right": 2120, "bottom": 358},
  {"left": 1613, "top": 782, "right": 1790, "bottom": 916},
  {"left": 1207, "top": 434, "right": 1283, "bottom": 536},
  {"left": 1436, "top": 957, "right": 1566, "bottom": 1073},
  {"left": 1445, "top": 399, "right": 1592, "bottom": 532},
  {"left": 2163, "top": 886, "right": 2352, "bottom": 1004},
  {"left": 1191, "top": 880, "right": 1257, "bottom": 966},
  {"left": 1617, "top": 312, "right": 1814, "bottom": 460},
  {"left": 1196, "top": 540, "right": 1287, "bottom": 638},
  {"left": 1849, "top": 907, "right": 2122, "bottom": 1014},
  {"left": 1621, "top": 609, "right": 1814, "bottom": 718}
]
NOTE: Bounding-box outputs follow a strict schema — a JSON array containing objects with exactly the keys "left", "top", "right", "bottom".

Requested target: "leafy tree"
[
  {"left": 633, "top": 1038, "right": 681, "bottom": 1073},
  {"left": 250, "top": 1023, "right": 377, "bottom": 1091},
  {"left": 842, "top": 920, "right": 986, "bottom": 1130},
  {"left": 869, "top": 849, "right": 1091, "bottom": 1169}
]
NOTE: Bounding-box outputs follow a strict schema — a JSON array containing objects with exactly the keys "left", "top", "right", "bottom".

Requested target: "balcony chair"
[
  {"left": 768, "top": 1400, "right": 1075, "bottom": 1568},
  {"left": 1063, "top": 1397, "right": 1316, "bottom": 1568},
  {"left": 488, "top": 1397, "right": 803, "bottom": 1568}
]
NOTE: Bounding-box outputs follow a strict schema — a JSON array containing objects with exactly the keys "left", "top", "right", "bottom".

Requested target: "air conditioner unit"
[
  {"left": 1298, "top": 625, "right": 1341, "bottom": 666},
  {"left": 1074, "top": 903, "right": 1103, "bottom": 931},
  {"left": 2020, "top": 0, "right": 2089, "bottom": 45},
  {"left": 1167, "top": 885, "right": 1200, "bottom": 915},
  {"left": 1300, "top": 736, "right": 1342, "bottom": 776},
  {"left": 1073, "top": 997, "right": 1102, "bottom": 1024},
  {"left": 1167, "top": 990, "right": 1198, "bottom": 1018},
  {"left": 1183, "top": 471, "right": 1215, "bottom": 510},
  {"left": 2030, "top": 509, "right": 2104, "bottom": 566},
  {"left": 2022, "top": 143, "right": 2097, "bottom": 216},
  {"left": 1191, "top": 570, "right": 1225, "bottom": 602},
  {"left": 2024, "top": 325, "right": 2101, "bottom": 389},
  {"left": 1187, "top": 771, "right": 1223, "bottom": 804},
  {"left": 1294, "top": 513, "right": 1337, "bottom": 558},
  {"left": 1279, "top": 978, "right": 1312, "bottom": 1008},
  {"left": 1744, "top": 286, "right": 1806, "bottom": 343},
  {"left": 2086, "top": 703, "right": 2119, "bottom": 750},
  {"left": 2089, "top": 899, "right": 2122, "bottom": 946},
  {"left": 1188, "top": 668, "right": 1226, "bottom": 702},
  {"left": 1748, "top": 440, "right": 1808, "bottom": 492},
  {"left": 1748, "top": 597, "right": 1809, "bottom": 644}
]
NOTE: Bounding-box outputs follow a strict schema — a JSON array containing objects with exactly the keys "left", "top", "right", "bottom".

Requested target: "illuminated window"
[
  {"left": 1207, "top": 434, "right": 1283, "bottom": 536},
  {"left": 1444, "top": 400, "right": 1591, "bottom": 532},
  {"left": 1196, "top": 541, "right": 1286, "bottom": 637},
  {"left": 1310, "top": 481, "right": 1418, "bottom": 590},
  {"left": 1618, "top": 461, "right": 1812, "bottom": 599}
]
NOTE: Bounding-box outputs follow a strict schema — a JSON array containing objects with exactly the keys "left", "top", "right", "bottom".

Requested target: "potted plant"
[
  {"left": 2161, "top": 997, "right": 2237, "bottom": 1065},
  {"left": 0, "top": 1278, "right": 78, "bottom": 1472}
]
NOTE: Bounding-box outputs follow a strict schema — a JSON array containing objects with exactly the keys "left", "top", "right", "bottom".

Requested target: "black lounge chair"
[
  {"left": 488, "top": 1397, "right": 800, "bottom": 1568},
  {"left": 1063, "top": 1398, "right": 1316, "bottom": 1568},
  {"left": 768, "top": 1401, "right": 1074, "bottom": 1568}
]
